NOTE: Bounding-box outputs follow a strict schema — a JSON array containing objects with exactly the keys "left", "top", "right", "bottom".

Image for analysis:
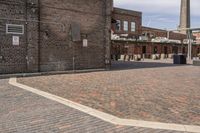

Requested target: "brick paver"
[
  {"left": 18, "top": 60, "right": 200, "bottom": 126},
  {"left": 0, "top": 79, "right": 188, "bottom": 133}
]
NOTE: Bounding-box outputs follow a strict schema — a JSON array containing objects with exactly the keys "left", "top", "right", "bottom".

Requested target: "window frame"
[
  {"left": 123, "top": 21, "right": 128, "bottom": 32},
  {"left": 131, "top": 22, "right": 136, "bottom": 32},
  {"left": 115, "top": 20, "right": 121, "bottom": 31}
]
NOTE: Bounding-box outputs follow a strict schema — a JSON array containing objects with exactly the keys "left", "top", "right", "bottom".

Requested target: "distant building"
[
  {"left": 193, "top": 31, "right": 200, "bottom": 44},
  {"left": 111, "top": 8, "right": 200, "bottom": 60},
  {"left": 142, "top": 27, "right": 187, "bottom": 42}
]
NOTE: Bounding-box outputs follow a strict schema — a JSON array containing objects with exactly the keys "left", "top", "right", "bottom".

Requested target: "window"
[
  {"left": 182, "top": 47, "right": 186, "bottom": 54},
  {"left": 142, "top": 46, "right": 146, "bottom": 54},
  {"left": 123, "top": 21, "right": 128, "bottom": 31},
  {"left": 6, "top": 24, "right": 24, "bottom": 35},
  {"left": 154, "top": 46, "right": 158, "bottom": 54},
  {"left": 131, "top": 22, "right": 136, "bottom": 32},
  {"left": 164, "top": 46, "right": 168, "bottom": 54},
  {"left": 172, "top": 46, "right": 178, "bottom": 54},
  {"left": 116, "top": 20, "right": 121, "bottom": 31}
]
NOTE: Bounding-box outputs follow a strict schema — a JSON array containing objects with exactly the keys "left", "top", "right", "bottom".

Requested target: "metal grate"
[{"left": 6, "top": 24, "right": 24, "bottom": 35}]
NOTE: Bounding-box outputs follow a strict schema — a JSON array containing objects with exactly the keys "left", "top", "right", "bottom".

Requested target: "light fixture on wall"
[{"left": 31, "top": 8, "right": 36, "bottom": 13}]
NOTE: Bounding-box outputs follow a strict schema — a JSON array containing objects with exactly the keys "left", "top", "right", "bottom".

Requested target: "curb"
[{"left": 0, "top": 69, "right": 106, "bottom": 79}]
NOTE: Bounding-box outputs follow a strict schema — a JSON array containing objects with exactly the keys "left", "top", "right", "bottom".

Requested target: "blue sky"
[{"left": 114, "top": 0, "right": 200, "bottom": 30}]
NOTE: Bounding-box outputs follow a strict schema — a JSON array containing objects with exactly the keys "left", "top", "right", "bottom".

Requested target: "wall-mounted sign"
[
  {"left": 83, "top": 39, "right": 88, "bottom": 47},
  {"left": 13, "top": 36, "right": 19, "bottom": 46}
]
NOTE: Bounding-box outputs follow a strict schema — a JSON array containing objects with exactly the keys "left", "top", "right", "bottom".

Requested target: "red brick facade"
[
  {"left": 112, "top": 8, "right": 142, "bottom": 38},
  {"left": 142, "top": 27, "right": 187, "bottom": 42},
  {"left": 193, "top": 32, "right": 200, "bottom": 44}
]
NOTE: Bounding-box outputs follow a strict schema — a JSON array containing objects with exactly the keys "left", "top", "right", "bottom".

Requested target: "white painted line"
[{"left": 9, "top": 78, "right": 200, "bottom": 133}]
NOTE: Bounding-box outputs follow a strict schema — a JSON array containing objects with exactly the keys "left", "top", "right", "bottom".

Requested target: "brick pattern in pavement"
[
  {"left": 0, "top": 79, "right": 189, "bottom": 133},
  {"left": 19, "top": 61, "right": 200, "bottom": 126}
]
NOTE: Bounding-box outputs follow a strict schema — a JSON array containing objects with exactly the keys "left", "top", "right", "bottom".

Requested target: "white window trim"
[
  {"left": 131, "top": 22, "right": 136, "bottom": 32},
  {"left": 6, "top": 24, "right": 24, "bottom": 35},
  {"left": 123, "top": 21, "right": 128, "bottom": 31}
]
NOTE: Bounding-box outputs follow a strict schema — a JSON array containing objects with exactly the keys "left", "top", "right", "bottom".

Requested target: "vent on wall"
[{"left": 6, "top": 24, "right": 24, "bottom": 35}]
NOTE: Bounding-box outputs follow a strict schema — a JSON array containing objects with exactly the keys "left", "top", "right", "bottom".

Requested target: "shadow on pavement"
[{"left": 111, "top": 61, "right": 190, "bottom": 71}]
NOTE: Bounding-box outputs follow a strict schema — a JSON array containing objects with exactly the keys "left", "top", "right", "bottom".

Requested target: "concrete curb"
[
  {"left": 9, "top": 78, "right": 200, "bottom": 133},
  {"left": 0, "top": 69, "right": 106, "bottom": 79},
  {"left": 193, "top": 60, "right": 200, "bottom": 66}
]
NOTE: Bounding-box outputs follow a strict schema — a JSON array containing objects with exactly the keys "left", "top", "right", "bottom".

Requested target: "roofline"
[
  {"left": 113, "top": 7, "right": 142, "bottom": 16},
  {"left": 142, "top": 26, "right": 167, "bottom": 32},
  {"left": 142, "top": 26, "right": 187, "bottom": 35}
]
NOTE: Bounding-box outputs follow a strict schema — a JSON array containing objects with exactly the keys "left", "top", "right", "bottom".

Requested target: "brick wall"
[
  {"left": 0, "top": 0, "right": 27, "bottom": 74},
  {"left": 0, "top": 0, "right": 112, "bottom": 74},
  {"left": 39, "top": 0, "right": 112, "bottom": 71}
]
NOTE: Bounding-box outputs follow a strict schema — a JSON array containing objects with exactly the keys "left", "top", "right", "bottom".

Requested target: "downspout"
[
  {"left": 25, "top": 0, "right": 28, "bottom": 72},
  {"left": 38, "top": 0, "right": 41, "bottom": 72}
]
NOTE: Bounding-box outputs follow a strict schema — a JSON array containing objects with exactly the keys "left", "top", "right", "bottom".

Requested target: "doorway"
[{"left": 172, "top": 46, "right": 178, "bottom": 54}]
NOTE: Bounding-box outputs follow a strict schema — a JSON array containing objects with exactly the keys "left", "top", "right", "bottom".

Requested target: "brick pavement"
[
  {"left": 18, "top": 60, "right": 200, "bottom": 126},
  {"left": 0, "top": 79, "right": 189, "bottom": 133}
]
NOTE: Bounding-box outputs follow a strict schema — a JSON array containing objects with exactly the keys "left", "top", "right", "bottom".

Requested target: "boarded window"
[{"left": 6, "top": 24, "right": 24, "bottom": 35}]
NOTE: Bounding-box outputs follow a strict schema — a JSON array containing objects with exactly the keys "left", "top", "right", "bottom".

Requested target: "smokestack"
[{"left": 179, "top": 0, "right": 190, "bottom": 34}]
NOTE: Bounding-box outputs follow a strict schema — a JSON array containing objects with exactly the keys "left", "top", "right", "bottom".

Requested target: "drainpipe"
[
  {"left": 25, "top": 0, "right": 28, "bottom": 72},
  {"left": 38, "top": 0, "right": 41, "bottom": 72}
]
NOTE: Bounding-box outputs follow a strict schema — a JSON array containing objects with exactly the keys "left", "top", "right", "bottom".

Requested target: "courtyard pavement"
[
  {"left": 0, "top": 60, "right": 200, "bottom": 132},
  {"left": 0, "top": 79, "right": 190, "bottom": 133}
]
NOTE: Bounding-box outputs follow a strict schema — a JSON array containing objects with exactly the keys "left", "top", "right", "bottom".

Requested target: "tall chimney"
[{"left": 179, "top": 0, "right": 190, "bottom": 34}]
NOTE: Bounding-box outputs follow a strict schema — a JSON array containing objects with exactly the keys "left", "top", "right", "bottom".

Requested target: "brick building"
[
  {"left": 142, "top": 26, "right": 187, "bottom": 42},
  {"left": 193, "top": 31, "right": 200, "bottom": 44},
  {"left": 111, "top": 7, "right": 142, "bottom": 39},
  {"left": 0, "top": 0, "right": 112, "bottom": 74},
  {"left": 111, "top": 8, "right": 200, "bottom": 60}
]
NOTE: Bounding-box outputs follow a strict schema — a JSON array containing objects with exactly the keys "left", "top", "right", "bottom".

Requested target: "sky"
[{"left": 114, "top": 0, "right": 200, "bottom": 30}]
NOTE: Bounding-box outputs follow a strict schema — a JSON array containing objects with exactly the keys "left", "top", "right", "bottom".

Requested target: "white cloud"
[
  {"left": 114, "top": 0, "right": 200, "bottom": 29},
  {"left": 114, "top": 0, "right": 200, "bottom": 17}
]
